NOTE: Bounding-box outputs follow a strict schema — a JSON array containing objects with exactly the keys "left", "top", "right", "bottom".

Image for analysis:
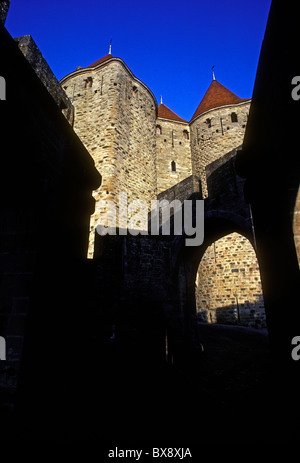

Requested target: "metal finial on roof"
[
  {"left": 212, "top": 65, "right": 216, "bottom": 81},
  {"left": 160, "top": 96, "right": 163, "bottom": 104},
  {"left": 109, "top": 38, "right": 112, "bottom": 55}
]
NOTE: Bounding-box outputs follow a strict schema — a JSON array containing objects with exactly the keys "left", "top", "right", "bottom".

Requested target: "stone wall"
[
  {"left": 0, "top": 1, "right": 10, "bottom": 25},
  {"left": 157, "top": 175, "right": 201, "bottom": 203},
  {"left": 15, "top": 35, "right": 74, "bottom": 124},
  {"left": 196, "top": 232, "right": 266, "bottom": 328},
  {"left": 0, "top": 21, "right": 100, "bottom": 409},
  {"left": 205, "top": 146, "right": 251, "bottom": 223},
  {"left": 61, "top": 58, "right": 157, "bottom": 257},
  {"left": 92, "top": 230, "right": 199, "bottom": 367},
  {"left": 156, "top": 118, "right": 192, "bottom": 193},
  {"left": 190, "top": 101, "right": 250, "bottom": 197}
]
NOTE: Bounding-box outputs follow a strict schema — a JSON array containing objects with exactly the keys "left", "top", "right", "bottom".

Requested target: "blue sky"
[{"left": 5, "top": 0, "right": 272, "bottom": 121}]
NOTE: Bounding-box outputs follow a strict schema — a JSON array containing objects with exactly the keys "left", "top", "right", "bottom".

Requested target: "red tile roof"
[
  {"left": 191, "top": 80, "right": 251, "bottom": 121},
  {"left": 157, "top": 103, "right": 188, "bottom": 123},
  {"left": 86, "top": 54, "right": 114, "bottom": 68}
]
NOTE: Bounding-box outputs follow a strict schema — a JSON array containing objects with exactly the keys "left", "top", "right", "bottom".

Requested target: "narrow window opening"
[
  {"left": 85, "top": 77, "right": 93, "bottom": 88},
  {"left": 183, "top": 129, "right": 189, "bottom": 140},
  {"left": 206, "top": 118, "right": 212, "bottom": 128},
  {"left": 156, "top": 125, "right": 162, "bottom": 135},
  {"left": 231, "top": 112, "right": 238, "bottom": 123},
  {"left": 171, "top": 161, "right": 176, "bottom": 172}
]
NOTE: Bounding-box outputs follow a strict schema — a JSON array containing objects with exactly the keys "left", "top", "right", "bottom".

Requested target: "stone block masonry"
[
  {"left": 196, "top": 232, "right": 266, "bottom": 328},
  {"left": 190, "top": 101, "right": 250, "bottom": 197},
  {"left": 156, "top": 118, "right": 192, "bottom": 194},
  {"left": 61, "top": 58, "right": 158, "bottom": 257},
  {"left": 15, "top": 35, "right": 74, "bottom": 125}
]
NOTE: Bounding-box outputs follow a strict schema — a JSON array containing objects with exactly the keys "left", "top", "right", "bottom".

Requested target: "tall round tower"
[
  {"left": 189, "top": 78, "right": 251, "bottom": 197},
  {"left": 60, "top": 51, "right": 158, "bottom": 257}
]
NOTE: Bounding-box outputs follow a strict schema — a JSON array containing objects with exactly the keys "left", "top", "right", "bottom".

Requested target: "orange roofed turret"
[
  {"left": 86, "top": 54, "right": 114, "bottom": 68},
  {"left": 191, "top": 80, "right": 250, "bottom": 121},
  {"left": 157, "top": 102, "right": 188, "bottom": 123}
]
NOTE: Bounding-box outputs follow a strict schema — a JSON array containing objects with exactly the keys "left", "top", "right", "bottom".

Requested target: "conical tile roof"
[
  {"left": 157, "top": 103, "right": 188, "bottom": 123},
  {"left": 191, "top": 80, "right": 250, "bottom": 121},
  {"left": 86, "top": 54, "right": 114, "bottom": 68}
]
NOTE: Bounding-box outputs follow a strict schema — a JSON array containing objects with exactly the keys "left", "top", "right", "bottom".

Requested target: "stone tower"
[
  {"left": 155, "top": 102, "right": 192, "bottom": 194},
  {"left": 60, "top": 52, "right": 158, "bottom": 257},
  {"left": 60, "top": 50, "right": 252, "bottom": 257},
  {"left": 189, "top": 78, "right": 251, "bottom": 196}
]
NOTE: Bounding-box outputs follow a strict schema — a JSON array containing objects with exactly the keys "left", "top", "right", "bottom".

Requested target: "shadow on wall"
[{"left": 197, "top": 297, "right": 266, "bottom": 329}]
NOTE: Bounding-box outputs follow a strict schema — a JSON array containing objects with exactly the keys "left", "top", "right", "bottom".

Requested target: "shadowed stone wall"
[
  {"left": 0, "top": 22, "right": 100, "bottom": 419},
  {"left": 15, "top": 35, "right": 74, "bottom": 124}
]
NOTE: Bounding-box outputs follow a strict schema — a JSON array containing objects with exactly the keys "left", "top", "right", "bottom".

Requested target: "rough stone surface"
[
  {"left": 58, "top": 52, "right": 265, "bottom": 329},
  {"left": 14, "top": 35, "right": 74, "bottom": 124},
  {"left": 190, "top": 102, "right": 250, "bottom": 196},
  {"left": 0, "top": 1, "right": 9, "bottom": 25},
  {"left": 156, "top": 118, "right": 192, "bottom": 193},
  {"left": 61, "top": 59, "right": 157, "bottom": 257},
  {"left": 196, "top": 232, "right": 265, "bottom": 328},
  {"left": 157, "top": 175, "right": 201, "bottom": 203}
]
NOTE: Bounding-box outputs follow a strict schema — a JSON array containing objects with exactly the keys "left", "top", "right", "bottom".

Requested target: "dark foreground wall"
[
  {"left": 0, "top": 21, "right": 100, "bottom": 436},
  {"left": 236, "top": 0, "right": 300, "bottom": 376},
  {"left": 0, "top": 1, "right": 10, "bottom": 25}
]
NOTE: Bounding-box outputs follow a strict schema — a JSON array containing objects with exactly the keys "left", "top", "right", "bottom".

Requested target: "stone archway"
[
  {"left": 195, "top": 232, "right": 266, "bottom": 328},
  {"left": 169, "top": 210, "right": 268, "bottom": 355}
]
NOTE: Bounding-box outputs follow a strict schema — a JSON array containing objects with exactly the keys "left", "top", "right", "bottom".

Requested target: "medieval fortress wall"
[
  {"left": 8, "top": 33, "right": 262, "bottom": 328},
  {"left": 156, "top": 117, "right": 192, "bottom": 194},
  {"left": 196, "top": 233, "right": 265, "bottom": 327},
  {"left": 190, "top": 102, "right": 250, "bottom": 197},
  {"left": 59, "top": 53, "right": 265, "bottom": 326},
  {"left": 61, "top": 59, "right": 157, "bottom": 257}
]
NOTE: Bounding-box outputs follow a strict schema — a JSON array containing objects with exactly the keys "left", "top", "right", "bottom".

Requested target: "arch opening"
[{"left": 195, "top": 232, "right": 266, "bottom": 328}]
